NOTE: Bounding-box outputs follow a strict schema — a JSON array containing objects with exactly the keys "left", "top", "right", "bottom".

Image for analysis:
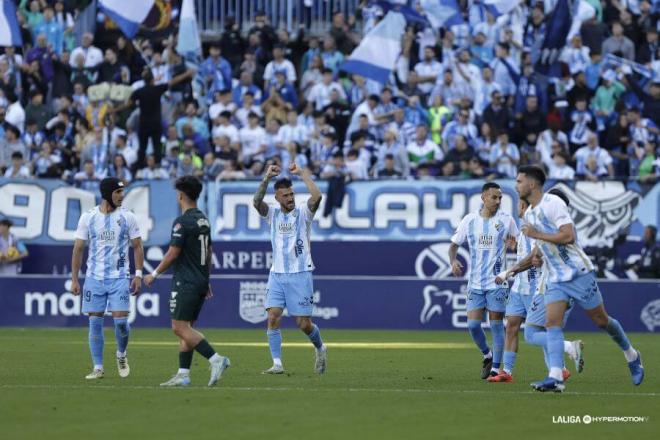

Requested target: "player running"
[
  {"left": 71, "top": 177, "right": 144, "bottom": 380},
  {"left": 144, "top": 176, "right": 230, "bottom": 387},
  {"left": 512, "top": 166, "right": 644, "bottom": 392},
  {"left": 253, "top": 163, "right": 327, "bottom": 375},
  {"left": 448, "top": 182, "right": 518, "bottom": 380},
  {"left": 490, "top": 192, "right": 582, "bottom": 383}
]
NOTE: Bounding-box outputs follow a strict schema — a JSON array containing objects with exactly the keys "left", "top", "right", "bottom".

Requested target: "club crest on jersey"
[
  {"left": 197, "top": 218, "right": 210, "bottom": 228},
  {"left": 173, "top": 223, "right": 182, "bottom": 232},
  {"left": 494, "top": 222, "right": 503, "bottom": 232}
]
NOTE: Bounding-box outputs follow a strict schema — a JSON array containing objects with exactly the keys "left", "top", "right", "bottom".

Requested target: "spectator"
[
  {"left": 239, "top": 112, "right": 267, "bottom": 170},
  {"left": 601, "top": 22, "right": 635, "bottom": 60},
  {"left": 631, "top": 226, "right": 660, "bottom": 279},
  {"left": 32, "top": 141, "right": 62, "bottom": 177},
  {"left": 547, "top": 151, "right": 576, "bottom": 180},
  {"left": 407, "top": 124, "right": 444, "bottom": 170},
  {"left": 107, "top": 153, "right": 132, "bottom": 184},
  {"left": 34, "top": 5, "right": 63, "bottom": 55},
  {"left": 175, "top": 101, "right": 209, "bottom": 139},
  {"left": 200, "top": 42, "right": 232, "bottom": 100},
  {"left": 414, "top": 46, "right": 443, "bottom": 97},
  {"left": 376, "top": 127, "right": 410, "bottom": 178},
  {"left": 69, "top": 32, "right": 104, "bottom": 68},
  {"left": 200, "top": 152, "right": 224, "bottom": 181},
  {"left": 307, "top": 68, "right": 346, "bottom": 111},
  {"left": 97, "top": 47, "right": 123, "bottom": 83},
  {"left": 0, "top": 218, "right": 29, "bottom": 275},
  {"left": 263, "top": 45, "right": 297, "bottom": 88},
  {"left": 345, "top": 149, "right": 369, "bottom": 180},
  {"left": 217, "top": 159, "right": 247, "bottom": 181},
  {"left": 0, "top": 124, "right": 27, "bottom": 172},
  {"left": 441, "top": 109, "right": 478, "bottom": 151},
  {"left": 482, "top": 90, "right": 511, "bottom": 133},
  {"left": 320, "top": 37, "right": 344, "bottom": 76},
  {"left": 378, "top": 154, "right": 403, "bottom": 178},
  {"left": 574, "top": 132, "right": 614, "bottom": 179},
  {"left": 137, "top": 154, "right": 169, "bottom": 180},
  {"left": 489, "top": 131, "right": 520, "bottom": 178},
  {"left": 4, "top": 151, "right": 32, "bottom": 178}
]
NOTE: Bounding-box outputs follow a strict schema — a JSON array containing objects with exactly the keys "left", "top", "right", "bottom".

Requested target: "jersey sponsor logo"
[
  {"left": 98, "top": 230, "right": 116, "bottom": 243},
  {"left": 478, "top": 234, "right": 493, "bottom": 249},
  {"left": 238, "top": 282, "right": 268, "bottom": 324},
  {"left": 117, "top": 251, "right": 126, "bottom": 271},
  {"left": 169, "top": 291, "right": 178, "bottom": 313},
  {"left": 294, "top": 239, "right": 304, "bottom": 258},
  {"left": 641, "top": 299, "right": 660, "bottom": 332},
  {"left": 278, "top": 222, "right": 294, "bottom": 235}
]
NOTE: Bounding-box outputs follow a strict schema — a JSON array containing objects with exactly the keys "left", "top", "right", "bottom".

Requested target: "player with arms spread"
[
  {"left": 511, "top": 166, "right": 644, "bottom": 392},
  {"left": 144, "top": 176, "right": 230, "bottom": 387},
  {"left": 448, "top": 182, "right": 518, "bottom": 380},
  {"left": 71, "top": 177, "right": 144, "bottom": 380},
  {"left": 253, "top": 163, "right": 327, "bottom": 374}
]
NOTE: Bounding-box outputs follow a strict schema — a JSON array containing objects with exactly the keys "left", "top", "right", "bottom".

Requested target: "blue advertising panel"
[{"left": 2, "top": 276, "right": 659, "bottom": 332}]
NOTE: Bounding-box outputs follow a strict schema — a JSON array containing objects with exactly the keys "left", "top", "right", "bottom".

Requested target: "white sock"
[
  {"left": 563, "top": 341, "right": 574, "bottom": 357},
  {"left": 209, "top": 353, "right": 221, "bottom": 363},
  {"left": 623, "top": 347, "right": 638, "bottom": 362},
  {"left": 503, "top": 368, "right": 512, "bottom": 375},
  {"left": 549, "top": 367, "right": 563, "bottom": 381},
  {"left": 116, "top": 351, "right": 126, "bottom": 358},
  {"left": 94, "top": 364, "right": 103, "bottom": 371},
  {"left": 177, "top": 368, "right": 190, "bottom": 375},
  {"left": 483, "top": 351, "right": 492, "bottom": 359},
  {"left": 273, "top": 357, "right": 282, "bottom": 367}
]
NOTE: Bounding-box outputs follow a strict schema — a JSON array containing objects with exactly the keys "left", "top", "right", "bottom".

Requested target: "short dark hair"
[
  {"left": 518, "top": 165, "right": 546, "bottom": 185},
  {"left": 11, "top": 151, "right": 23, "bottom": 160},
  {"left": 274, "top": 178, "right": 292, "bottom": 191},
  {"left": 175, "top": 175, "right": 203, "bottom": 201},
  {"left": 482, "top": 182, "right": 500, "bottom": 193},
  {"left": 548, "top": 188, "right": 570, "bottom": 207}
]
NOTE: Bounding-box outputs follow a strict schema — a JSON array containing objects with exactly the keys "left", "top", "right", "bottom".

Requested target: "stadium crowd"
[{"left": 0, "top": 0, "right": 658, "bottom": 187}]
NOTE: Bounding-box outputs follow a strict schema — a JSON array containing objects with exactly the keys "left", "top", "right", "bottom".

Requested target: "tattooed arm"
[{"left": 253, "top": 165, "right": 280, "bottom": 217}]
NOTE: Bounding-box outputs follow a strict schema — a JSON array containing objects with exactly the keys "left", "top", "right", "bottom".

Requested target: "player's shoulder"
[
  {"left": 461, "top": 212, "right": 478, "bottom": 222},
  {"left": 80, "top": 206, "right": 98, "bottom": 220},
  {"left": 118, "top": 207, "right": 137, "bottom": 220},
  {"left": 542, "top": 193, "right": 566, "bottom": 210}
]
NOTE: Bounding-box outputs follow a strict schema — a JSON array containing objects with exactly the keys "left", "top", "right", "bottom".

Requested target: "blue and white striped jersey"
[
  {"left": 75, "top": 206, "right": 141, "bottom": 280},
  {"left": 524, "top": 193, "right": 594, "bottom": 283},
  {"left": 263, "top": 204, "right": 315, "bottom": 274},
  {"left": 451, "top": 210, "right": 518, "bottom": 291},
  {"left": 511, "top": 232, "right": 541, "bottom": 296}
]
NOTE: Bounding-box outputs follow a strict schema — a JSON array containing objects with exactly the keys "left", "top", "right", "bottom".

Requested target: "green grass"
[{"left": 0, "top": 328, "right": 657, "bottom": 440}]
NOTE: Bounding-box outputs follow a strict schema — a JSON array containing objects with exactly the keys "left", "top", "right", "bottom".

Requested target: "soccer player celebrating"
[
  {"left": 448, "top": 182, "right": 518, "bottom": 379},
  {"left": 512, "top": 166, "right": 644, "bottom": 392},
  {"left": 71, "top": 177, "right": 144, "bottom": 380},
  {"left": 144, "top": 176, "right": 231, "bottom": 387},
  {"left": 490, "top": 193, "right": 582, "bottom": 383},
  {"left": 253, "top": 163, "right": 327, "bottom": 374}
]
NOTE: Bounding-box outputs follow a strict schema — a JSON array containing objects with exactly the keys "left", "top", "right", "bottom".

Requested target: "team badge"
[{"left": 173, "top": 223, "right": 182, "bottom": 232}]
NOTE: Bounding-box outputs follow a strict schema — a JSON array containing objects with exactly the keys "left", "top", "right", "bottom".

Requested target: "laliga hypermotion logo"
[{"left": 640, "top": 299, "right": 660, "bottom": 332}]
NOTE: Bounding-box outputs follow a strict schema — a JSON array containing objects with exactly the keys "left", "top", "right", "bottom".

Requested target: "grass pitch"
[{"left": 0, "top": 328, "right": 657, "bottom": 439}]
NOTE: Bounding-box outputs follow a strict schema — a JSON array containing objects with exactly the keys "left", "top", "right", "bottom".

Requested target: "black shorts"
[{"left": 169, "top": 281, "right": 207, "bottom": 322}]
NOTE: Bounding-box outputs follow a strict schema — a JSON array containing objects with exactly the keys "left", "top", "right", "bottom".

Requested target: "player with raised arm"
[
  {"left": 489, "top": 193, "right": 582, "bottom": 383},
  {"left": 71, "top": 177, "right": 144, "bottom": 380},
  {"left": 144, "top": 176, "right": 230, "bottom": 387},
  {"left": 513, "top": 166, "right": 643, "bottom": 392},
  {"left": 253, "top": 163, "right": 327, "bottom": 374},
  {"left": 448, "top": 182, "right": 518, "bottom": 380}
]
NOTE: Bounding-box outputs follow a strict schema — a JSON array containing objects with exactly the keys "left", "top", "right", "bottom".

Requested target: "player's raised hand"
[
  {"left": 205, "top": 283, "right": 214, "bottom": 300},
  {"left": 289, "top": 162, "right": 302, "bottom": 175},
  {"left": 265, "top": 165, "right": 280, "bottom": 179},
  {"left": 451, "top": 260, "right": 463, "bottom": 277},
  {"left": 70, "top": 279, "right": 81, "bottom": 295},
  {"left": 143, "top": 274, "right": 155, "bottom": 287},
  {"left": 130, "top": 276, "right": 142, "bottom": 296}
]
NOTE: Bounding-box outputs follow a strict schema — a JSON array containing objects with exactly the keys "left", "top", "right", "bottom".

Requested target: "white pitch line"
[
  {"left": 0, "top": 384, "right": 657, "bottom": 398},
  {"left": 49, "top": 341, "right": 474, "bottom": 350}
]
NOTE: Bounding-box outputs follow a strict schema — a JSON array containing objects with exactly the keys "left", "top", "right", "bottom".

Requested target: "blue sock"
[
  {"left": 88, "top": 316, "right": 104, "bottom": 368},
  {"left": 547, "top": 326, "right": 565, "bottom": 373},
  {"left": 503, "top": 351, "right": 517, "bottom": 374},
  {"left": 542, "top": 346, "right": 551, "bottom": 370},
  {"left": 605, "top": 317, "right": 631, "bottom": 351},
  {"left": 467, "top": 319, "right": 490, "bottom": 355},
  {"left": 524, "top": 325, "right": 546, "bottom": 347},
  {"left": 490, "top": 320, "right": 504, "bottom": 369},
  {"left": 113, "top": 317, "right": 129, "bottom": 354},
  {"left": 267, "top": 329, "right": 282, "bottom": 362},
  {"left": 307, "top": 324, "right": 324, "bottom": 349}
]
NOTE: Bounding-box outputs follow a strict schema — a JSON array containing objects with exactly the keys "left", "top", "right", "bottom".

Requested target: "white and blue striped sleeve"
[
  {"left": 74, "top": 212, "right": 90, "bottom": 241},
  {"left": 265, "top": 205, "right": 275, "bottom": 224},
  {"left": 546, "top": 197, "right": 574, "bottom": 229},
  {"left": 450, "top": 215, "right": 471, "bottom": 246},
  {"left": 126, "top": 212, "right": 141, "bottom": 240}
]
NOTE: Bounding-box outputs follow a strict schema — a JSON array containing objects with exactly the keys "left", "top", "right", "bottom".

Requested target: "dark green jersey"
[{"left": 170, "top": 208, "right": 211, "bottom": 286}]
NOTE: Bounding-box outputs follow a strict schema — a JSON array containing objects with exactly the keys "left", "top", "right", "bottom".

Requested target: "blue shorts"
[
  {"left": 527, "top": 293, "right": 575, "bottom": 328},
  {"left": 82, "top": 278, "right": 130, "bottom": 313},
  {"left": 266, "top": 271, "right": 314, "bottom": 316},
  {"left": 467, "top": 288, "right": 508, "bottom": 313},
  {"left": 544, "top": 272, "right": 603, "bottom": 311},
  {"left": 505, "top": 291, "right": 533, "bottom": 318}
]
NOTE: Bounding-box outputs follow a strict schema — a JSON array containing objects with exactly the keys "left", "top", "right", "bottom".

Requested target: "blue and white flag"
[
  {"left": 419, "top": 0, "right": 464, "bottom": 29},
  {"left": 483, "top": 0, "right": 519, "bottom": 17},
  {"left": 99, "top": 0, "right": 154, "bottom": 38},
  {"left": 340, "top": 11, "right": 407, "bottom": 84},
  {"left": 177, "top": 0, "right": 202, "bottom": 62},
  {"left": 604, "top": 54, "right": 655, "bottom": 79},
  {"left": 373, "top": 1, "right": 430, "bottom": 28},
  {"left": 535, "top": 0, "right": 571, "bottom": 77},
  {"left": 0, "top": 0, "right": 23, "bottom": 47}
]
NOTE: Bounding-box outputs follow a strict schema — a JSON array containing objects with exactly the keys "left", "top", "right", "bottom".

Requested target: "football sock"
[
  {"left": 467, "top": 319, "right": 490, "bottom": 355},
  {"left": 179, "top": 351, "right": 193, "bottom": 370},
  {"left": 503, "top": 351, "right": 516, "bottom": 375},
  {"left": 267, "top": 328, "right": 282, "bottom": 365},
  {"left": 490, "top": 320, "right": 504, "bottom": 370},
  {"left": 307, "top": 324, "right": 324, "bottom": 350},
  {"left": 193, "top": 339, "right": 216, "bottom": 360},
  {"left": 88, "top": 316, "right": 104, "bottom": 369},
  {"left": 113, "top": 317, "right": 129, "bottom": 355},
  {"left": 604, "top": 317, "right": 635, "bottom": 361},
  {"left": 547, "top": 326, "right": 565, "bottom": 381}
]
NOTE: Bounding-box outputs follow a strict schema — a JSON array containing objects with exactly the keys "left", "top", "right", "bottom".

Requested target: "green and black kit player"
[{"left": 144, "top": 176, "right": 230, "bottom": 387}]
